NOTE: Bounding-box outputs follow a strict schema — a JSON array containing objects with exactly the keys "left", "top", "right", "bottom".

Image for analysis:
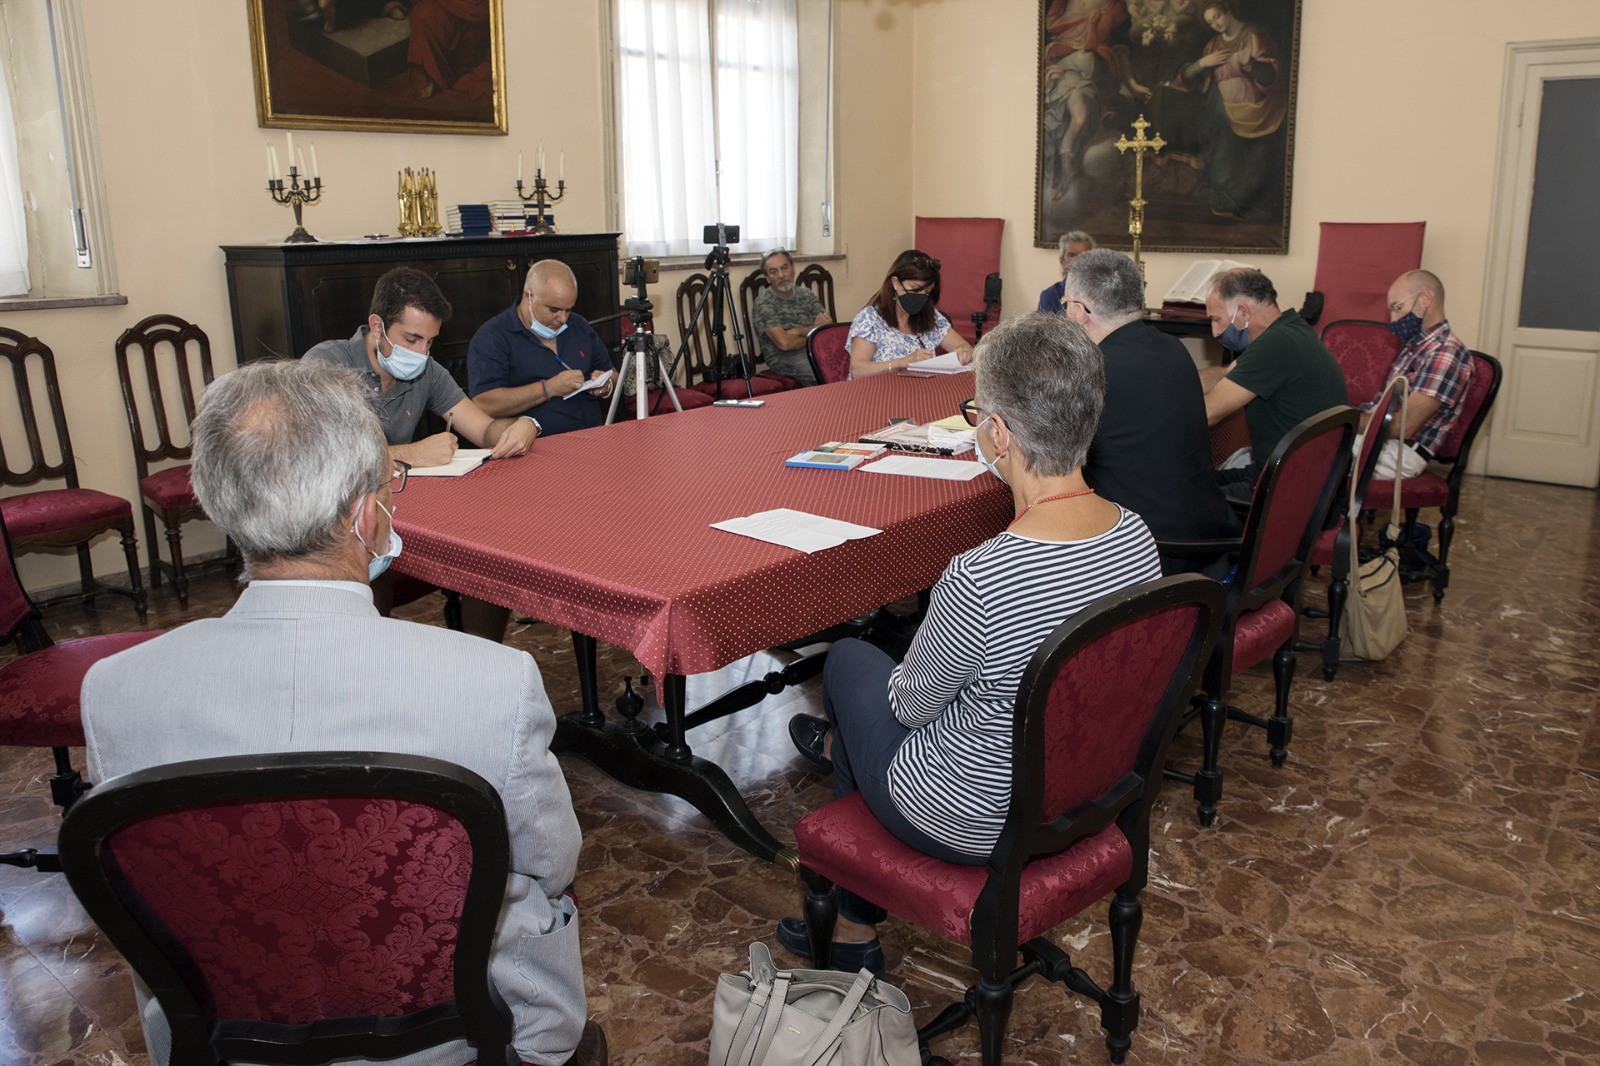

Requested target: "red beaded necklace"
[{"left": 1009, "top": 488, "right": 1096, "bottom": 528}]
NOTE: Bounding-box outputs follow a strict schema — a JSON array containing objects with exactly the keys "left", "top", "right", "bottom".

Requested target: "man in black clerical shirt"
[{"left": 1064, "top": 249, "right": 1241, "bottom": 577}]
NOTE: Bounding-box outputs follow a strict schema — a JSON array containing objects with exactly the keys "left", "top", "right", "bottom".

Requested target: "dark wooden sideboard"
[{"left": 221, "top": 233, "right": 621, "bottom": 389}]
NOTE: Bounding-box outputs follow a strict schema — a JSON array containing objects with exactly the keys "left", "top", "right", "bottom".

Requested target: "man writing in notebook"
[
  {"left": 469, "top": 259, "right": 616, "bottom": 435},
  {"left": 303, "top": 266, "right": 540, "bottom": 467}
]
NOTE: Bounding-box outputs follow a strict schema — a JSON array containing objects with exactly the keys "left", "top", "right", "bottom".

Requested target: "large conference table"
[{"left": 393, "top": 371, "right": 1011, "bottom": 865}]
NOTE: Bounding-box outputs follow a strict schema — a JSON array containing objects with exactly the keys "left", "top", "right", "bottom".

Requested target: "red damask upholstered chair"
[
  {"left": 913, "top": 216, "right": 1004, "bottom": 345},
  {"left": 795, "top": 576, "right": 1223, "bottom": 1066},
  {"left": 1160, "top": 407, "right": 1357, "bottom": 826},
  {"left": 1321, "top": 319, "right": 1402, "bottom": 406},
  {"left": 114, "top": 314, "right": 217, "bottom": 607},
  {"left": 1364, "top": 352, "right": 1502, "bottom": 604},
  {"left": 0, "top": 511, "right": 158, "bottom": 871},
  {"left": 805, "top": 322, "right": 852, "bottom": 385},
  {"left": 674, "top": 273, "right": 794, "bottom": 397},
  {"left": 0, "top": 327, "right": 147, "bottom": 621},
  {"left": 58, "top": 751, "right": 542, "bottom": 1066},
  {"left": 1301, "top": 378, "right": 1404, "bottom": 681}
]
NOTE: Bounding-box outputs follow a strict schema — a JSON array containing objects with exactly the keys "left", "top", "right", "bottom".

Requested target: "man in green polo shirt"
[{"left": 1200, "top": 268, "right": 1346, "bottom": 500}]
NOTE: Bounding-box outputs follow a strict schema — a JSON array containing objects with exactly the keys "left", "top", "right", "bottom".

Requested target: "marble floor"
[{"left": 2, "top": 474, "right": 1597, "bottom": 1066}]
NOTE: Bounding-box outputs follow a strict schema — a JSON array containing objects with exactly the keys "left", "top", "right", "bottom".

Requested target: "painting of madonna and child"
[{"left": 1035, "top": 0, "right": 1301, "bottom": 253}]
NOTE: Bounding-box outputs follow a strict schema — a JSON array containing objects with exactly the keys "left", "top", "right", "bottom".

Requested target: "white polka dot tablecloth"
[{"left": 394, "top": 373, "right": 1012, "bottom": 676}]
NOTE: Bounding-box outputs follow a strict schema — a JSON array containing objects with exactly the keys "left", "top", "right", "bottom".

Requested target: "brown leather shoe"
[{"left": 564, "top": 1020, "right": 608, "bottom": 1066}]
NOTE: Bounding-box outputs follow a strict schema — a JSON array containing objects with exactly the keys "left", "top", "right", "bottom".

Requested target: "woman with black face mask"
[{"left": 845, "top": 249, "right": 975, "bottom": 378}]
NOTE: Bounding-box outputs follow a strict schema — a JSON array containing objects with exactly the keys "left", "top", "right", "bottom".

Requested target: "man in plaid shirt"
[{"left": 1363, "top": 269, "right": 1474, "bottom": 479}]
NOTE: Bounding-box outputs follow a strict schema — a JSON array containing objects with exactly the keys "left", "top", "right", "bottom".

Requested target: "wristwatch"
[{"left": 520, "top": 414, "right": 542, "bottom": 434}]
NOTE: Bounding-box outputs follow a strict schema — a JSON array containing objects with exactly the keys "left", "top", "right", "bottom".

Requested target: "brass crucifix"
[{"left": 1115, "top": 114, "right": 1165, "bottom": 284}]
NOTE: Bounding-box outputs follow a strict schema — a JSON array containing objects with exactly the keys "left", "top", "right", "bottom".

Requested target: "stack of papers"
[
  {"left": 904, "top": 351, "right": 973, "bottom": 375},
  {"left": 863, "top": 455, "right": 988, "bottom": 481},
  {"left": 711, "top": 508, "right": 881, "bottom": 553},
  {"left": 408, "top": 449, "right": 491, "bottom": 477}
]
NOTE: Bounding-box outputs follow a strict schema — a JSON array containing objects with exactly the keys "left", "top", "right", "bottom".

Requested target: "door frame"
[{"left": 1478, "top": 37, "right": 1600, "bottom": 481}]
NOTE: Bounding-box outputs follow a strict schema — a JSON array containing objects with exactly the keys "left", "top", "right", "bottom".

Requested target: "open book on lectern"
[{"left": 1161, "top": 258, "right": 1254, "bottom": 309}]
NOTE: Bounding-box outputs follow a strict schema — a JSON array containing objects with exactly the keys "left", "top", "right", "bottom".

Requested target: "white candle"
[
  {"left": 518, "top": 150, "right": 523, "bottom": 182},
  {"left": 310, "top": 143, "right": 319, "bottom": 179},
  {"left": 286, "top": 131, "right": 295, "bottom": 171},
  {"left": 269, "top": 145, "right": 281, "bottom": 181},
  {"left": 266, "top": 145, "right": 274, "bottom": 182},
  {"left": 538, "top": 139, "right": 545, "bottom": 175},
  {"left": 560, "top": 151, "right": 565, "bottom": 182}
]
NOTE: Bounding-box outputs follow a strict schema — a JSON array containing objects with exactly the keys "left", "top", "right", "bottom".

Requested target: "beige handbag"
[
  {"left": 708, "top": 942, "right": 920, "bottom": 1066},
  {"left": 1342, "top": 379, "right": 1409, "bottom": 662}
]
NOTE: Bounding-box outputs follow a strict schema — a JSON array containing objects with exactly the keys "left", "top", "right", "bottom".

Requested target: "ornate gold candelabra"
[
  {"left": 1115, "top": 114, "right": 1165, "bottom": 282},
  {"left": 268, "top": 165, "right": 322, "bottom": 243}
]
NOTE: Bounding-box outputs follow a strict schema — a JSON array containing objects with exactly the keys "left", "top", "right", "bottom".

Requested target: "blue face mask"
[
  {"left": 975, "top": 415, "right": 1008, "bottom": 485},
  {"left": 529, "top": 318, "right": 567, "bottom": 340},
  {"left": 1216, "top": 308, "right": 1251, "bottom": 354},
  {"left": 1387, "top": 312, "right": 1424, "bottom": 344},
  {"left": 354, "top": 496, "right": 402, "bottom": 581},
  {"left": 377, "top": 326, "right": 429, "bottom": 381}
]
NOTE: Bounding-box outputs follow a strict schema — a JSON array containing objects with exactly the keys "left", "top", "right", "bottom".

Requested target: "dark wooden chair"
[
  {"left": 674, "top": 273, "right": 792, "bottom": 398},
  {"left": 0, "top": 510, "right": 158, "bottom": 872},
  {"left": 796, "top": 576, "right": 1224, "bottom": 1065},
  {"left": 796, "top": 263, "right": 837, "bottom": 321},
  {"left": 1365, "top": 351, "right": 1502, "bottom": 603},
  {"left": 736, "top": 266, "right": 769, "bottom": 358},
  {"left": 1160, "top": 406, "right": 1357, "bottom": 826},
  {"left": 805, "top": 322, "right": 852, "bottom": 384},
  {"left": 0, "top": 328, "right": 146, "bottom": 621},
  {"left": 58, "top": 751, "right": 532, "bottom": 1066},
  {"left": 114, "top": 314, "right": 217, "bottom": 606}
]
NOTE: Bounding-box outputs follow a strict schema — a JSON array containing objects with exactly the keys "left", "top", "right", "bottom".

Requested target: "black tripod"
[
  {"left": 604, "top": 257, "right": 685, "bottom": 424},
  {"left": 660, "top": 241, "right": 756, "bottom": 402}
]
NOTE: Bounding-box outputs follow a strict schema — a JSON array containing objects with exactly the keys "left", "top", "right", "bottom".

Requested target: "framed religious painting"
[
  {"left": 1034, "top": 0, "right": 1302, "bottom": 253},
  {"left": 248, "top": 0, "right": 508, "bottom": 135}
]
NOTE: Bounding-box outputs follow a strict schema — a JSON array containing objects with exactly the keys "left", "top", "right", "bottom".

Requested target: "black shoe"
[
  {"left": 788, "top": 714, "right": 833, "bottom": 773},
  {"left": 776, "top": 917, "right": 885, "bottom": 977}
]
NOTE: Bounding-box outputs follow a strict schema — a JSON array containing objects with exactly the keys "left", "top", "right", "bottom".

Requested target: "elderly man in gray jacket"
[{"left": 81, "top": 359, "right": 595, "bottom": 1066}]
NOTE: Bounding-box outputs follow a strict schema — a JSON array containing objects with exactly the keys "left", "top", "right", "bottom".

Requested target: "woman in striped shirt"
[{"left": 780, "top": 311, "right": 1163, "bottom": 976}]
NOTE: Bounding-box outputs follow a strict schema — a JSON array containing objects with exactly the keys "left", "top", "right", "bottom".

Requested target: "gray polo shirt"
[{"left": 303, "top": 327, "right": 465, "bottom": 446}]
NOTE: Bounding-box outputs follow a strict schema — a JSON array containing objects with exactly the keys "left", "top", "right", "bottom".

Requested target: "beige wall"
[{"left": 911, "top": 0, "right": 1600, "bottom": 347}]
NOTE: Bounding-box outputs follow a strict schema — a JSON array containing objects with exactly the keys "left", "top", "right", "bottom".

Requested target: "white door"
[{"left": 1480, "top": 41, "right": 1600, "bottom": 488}]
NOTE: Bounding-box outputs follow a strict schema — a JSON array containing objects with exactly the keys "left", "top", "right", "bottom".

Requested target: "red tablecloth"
[{"left": 394, "top": 373, "right": 1011, "bottom": 676}]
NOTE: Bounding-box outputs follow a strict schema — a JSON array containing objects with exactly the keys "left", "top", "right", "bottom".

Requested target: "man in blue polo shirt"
[{"left": 469, "top": 260, "right": 616, "bottom": 435}]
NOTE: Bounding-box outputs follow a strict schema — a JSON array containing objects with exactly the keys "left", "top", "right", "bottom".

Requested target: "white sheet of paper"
[
  {"left": 564, "top": 369, "right": 613, "bottom": 398},
  {"left": 407, "top": 449, "right": 491, "bottom": 477},
  {"left": 711, "top": 508, "right": 881, "bottom": 553},
  {"left": 862, "top": 455, "right": 987, "bottom": 481},
  {"left": 906, "top": 351, "right": 972, "bottom": 374}
]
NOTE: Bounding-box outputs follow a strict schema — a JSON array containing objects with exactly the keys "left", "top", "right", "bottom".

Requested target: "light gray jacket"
[{"left": 81, "top": 581, "right": 585, "bottom": 1066}]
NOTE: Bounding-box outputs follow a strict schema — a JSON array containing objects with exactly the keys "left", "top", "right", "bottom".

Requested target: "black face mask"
[{"left": 897, "top": 292, "right": 931, "bottom": 316}]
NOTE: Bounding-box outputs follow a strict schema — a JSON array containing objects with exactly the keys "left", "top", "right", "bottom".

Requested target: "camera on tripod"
[{"left": 702, "top": 223, "right": 739, "bottom": 269}]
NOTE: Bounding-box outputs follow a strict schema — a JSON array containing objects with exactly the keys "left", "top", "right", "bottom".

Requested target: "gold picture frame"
[
  {"left": 1034, "top": 0, "right": 1302, "bottom": 254},
  {"left": 248, "top": 0, "right": 507, "bottom": 135}
]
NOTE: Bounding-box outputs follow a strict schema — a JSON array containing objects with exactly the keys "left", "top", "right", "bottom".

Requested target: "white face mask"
[
  {"left": 975, "top": 415, "right": 1008, "bottom": 485},
  {"left": 378, "top": 325, "right": 429, "bottom": 381},
  {"left": 353, "top": 496, "right": 402, "bottom": 580}
]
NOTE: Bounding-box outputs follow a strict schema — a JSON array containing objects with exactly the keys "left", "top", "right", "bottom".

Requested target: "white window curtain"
[
  {"left": 0, "top": 54, "right": 29, "bottom": 296},
  {"left": 616, "top": 0, "right": 798, "bottom": 257}
]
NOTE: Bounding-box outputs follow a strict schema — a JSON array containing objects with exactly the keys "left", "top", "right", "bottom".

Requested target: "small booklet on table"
[
  {"left": 785, "top": 441, "right": 887, "bottom": 470},
  {"left": 903, "top": 351, "right": 972, "bottom": 375},
  {"left": 407, "top": 449, "right": 492, "bottom": 477}
]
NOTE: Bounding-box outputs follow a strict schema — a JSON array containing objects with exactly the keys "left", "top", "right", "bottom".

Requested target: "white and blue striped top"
[{"left": 886, "top": 507, "right": 1162, "bottom": 859}]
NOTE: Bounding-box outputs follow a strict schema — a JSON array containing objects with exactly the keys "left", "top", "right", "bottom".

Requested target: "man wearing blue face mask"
[
  {"left": 80, "top": 359, "right": 600, "bottom": 1066},
  {"left": 1197, "top": 268, "right": 1345, "bottom": 500},
  {"left": 304, "top": 267, "right": 540, "bottom": 469},
  {"left": 468, "top": 260, "right": 616, "bottom": 436},
  {"left": 1362, "top": 270, "right": 1473, "bottom": 480}
]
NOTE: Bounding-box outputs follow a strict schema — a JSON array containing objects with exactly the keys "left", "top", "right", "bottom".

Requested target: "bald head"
[
  {"left": 526, "top": 259, "right": 577, "bottom": 295},
  {"left": 1387, "top": 269, "right": 1446, "bottom": 329}
]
